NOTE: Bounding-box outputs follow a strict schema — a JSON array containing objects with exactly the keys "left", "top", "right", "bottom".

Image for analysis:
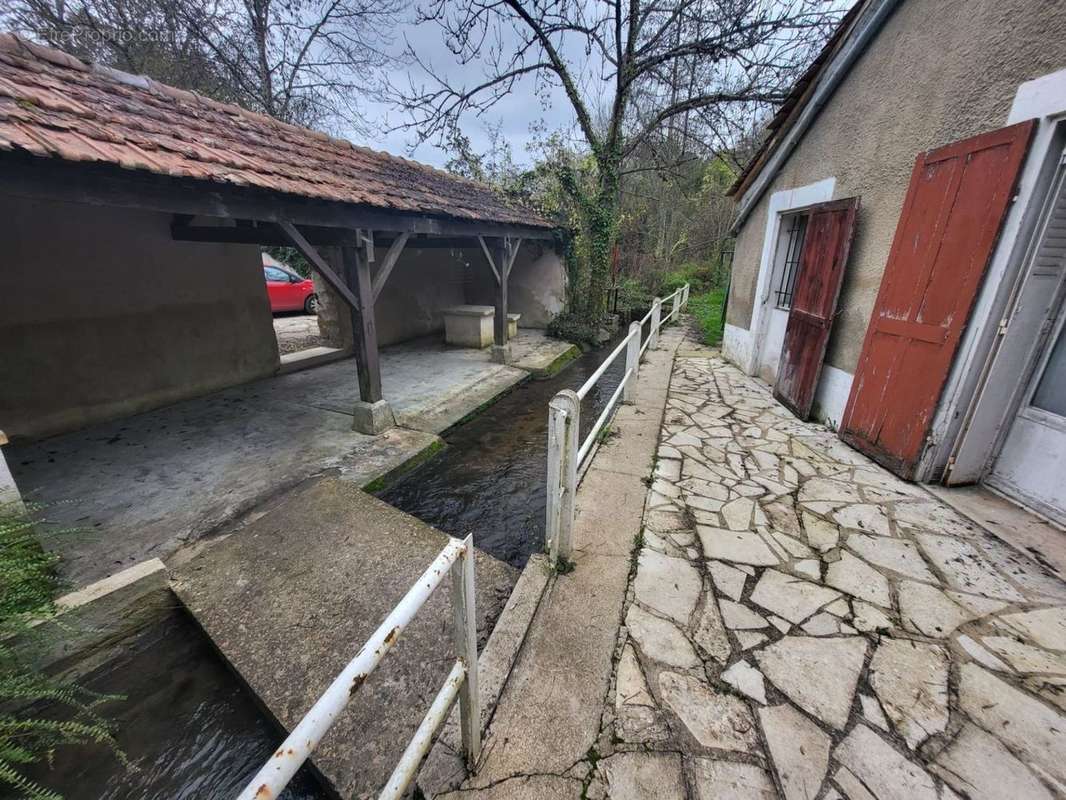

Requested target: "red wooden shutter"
[
  {"left": 839, "top": 120, "right": 1036, "bottom": 479},
  {"left": 774, "top": 197, "right": 860, "bottom": 419}
]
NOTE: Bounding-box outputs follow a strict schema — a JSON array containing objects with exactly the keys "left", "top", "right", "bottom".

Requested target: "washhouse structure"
[
  {"left": 723, "top": 0, "right": 1066, "bottom": 526},
  {"left": 0, "top": 33, "right": 564, "bottom": 442}
]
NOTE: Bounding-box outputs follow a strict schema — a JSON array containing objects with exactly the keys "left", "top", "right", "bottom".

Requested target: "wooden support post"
[
  {"left": 342, "top": 236, "right": 394, "bottom": 434},
  {"left": 488, "top": 237, "right": 512, "bottom": 364}
]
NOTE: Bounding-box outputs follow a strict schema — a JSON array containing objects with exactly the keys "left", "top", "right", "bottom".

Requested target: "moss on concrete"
[
  {"left": 530, "top": 344, "right": 581, "bottom": 379},
  {"left": 362, "top": 437, "right": 446, "bottom": 494}
]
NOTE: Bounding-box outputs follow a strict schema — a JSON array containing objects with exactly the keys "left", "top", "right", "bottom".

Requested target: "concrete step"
[{"left": 171, "top": 477, "right": 518, "bottom": 799}]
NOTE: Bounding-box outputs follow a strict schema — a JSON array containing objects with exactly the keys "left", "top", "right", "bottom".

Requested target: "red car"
[{"left": 263, "top": 255, "right": 317, "bottom": 314}]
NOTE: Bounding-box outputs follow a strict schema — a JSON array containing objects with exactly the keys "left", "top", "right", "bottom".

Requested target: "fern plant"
[{"left": 0, "top": 502, "right": 124, "bottom": 799}]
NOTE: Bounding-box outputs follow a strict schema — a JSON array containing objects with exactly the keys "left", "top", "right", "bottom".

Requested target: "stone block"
[
  {"left": 352, "top": 399, "right": 395, "bottom": 434},
  {"left": 443, "top": 305, "right": 495, "bottom": 348},
  {"left": 507, "top": 313, "right": 521, "bottom": 338}
]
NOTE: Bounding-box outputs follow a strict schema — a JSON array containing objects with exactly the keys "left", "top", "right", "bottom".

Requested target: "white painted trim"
[
  {"left": 812, "top": 365, "right": 854, "bottom": 430},
  {"left": 746, "top": 178, "right": 836, "bottom": 376},
  {"left": 722, "top": 323, "right": 753, "bottom": 371},
  {"left": 921, "top": 67, "right": 1066, "bottom": 482}
]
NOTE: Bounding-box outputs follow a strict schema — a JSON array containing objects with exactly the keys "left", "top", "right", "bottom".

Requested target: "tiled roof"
[{"left": 0, "top": 33, "right": 552, "bottom": 229}]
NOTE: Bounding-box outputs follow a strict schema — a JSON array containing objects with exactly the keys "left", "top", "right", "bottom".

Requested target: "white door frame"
[
  {"left": 744, "top": 178, "right": 836, "bottom": 376},
  {"left": 919, "top": 67, "right": 1066, "bottom": 483}
]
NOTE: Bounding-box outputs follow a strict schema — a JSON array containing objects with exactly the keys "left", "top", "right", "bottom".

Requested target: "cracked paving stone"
[
  {"left": 915, "top": 533, "right": 1024, "bottom": 602},
  {"left": 720, "top": 599, "right": 769, "bottom": 630},
  {"left": 793, "top": 559, "right": 821, "bottom": 581},
  {"left": 755, "top": 636, "right": 867, "bottom": 730},
  {"left": 698, "top": 526, "right": 780, "bottom": 566},
  {"left": 825, "top": 551, "right": 891, "bottom": 608},
  {"left": 616, "top": 643, "right": 655, "bottom": 708},
  {"left": 659, "top": 672, "right": 759, "bottom": 752},
  {"left": 932, "top": 722, "right": 1054, "bottom": 800},
  {"left": 956, "top": 634, "right": 1010, "bottom": 671},
  {"left": 749, "top": 569, "right": 841, "bottom": 625},
  {"left": 736, "top": 630, "right": 768, "bottom": 649},
  {"left": 980, "top": 636, "right": 1066, "bottom": 674},
  {"left": 692, "top": 593, "right": 733, "bottom": 664},
  {"left": 801, "top": 512, "right": 839, "bottom": 552},
  {"left": 893, "top": 500, "right": 979, "bottom": 539},
  {"left": 833, "top": 504, "right": 891, "bottom": 536},
  {"left": 959, "top": 663, "right": 1066, "bottom": 786},
  {"left": 626, "top": 604, "right": 700, "bottom": 669},
  {"left": 845, "top": 533, "right": 936, "bottom": 582},
  {"left": 722, "top": 659, "right": 767, "bottom": 704},
  {"left": 801, "top": 613, "right": 840, "bottom": 636},
  {"left": 722, "top": 497, "right": 756, "bottom": 531},
  {"left": 869, "top": 638, "right": 949, "bottom": 749},
  {"left": 834, "top": 724, "right": 939, "bottom": 800},
  {"left": 999, "top": 607, "right": 1066, "bottom": 651},
  {"left": 759, "top": 703, "right": 830, "bottom": 800},
  {"left": 798, "top": 477, "right": 863, "bottom": 505},
  {"left": 634, "top": 548, "right": 702, "bottom": 626},
  {"left": 690, "top": 759, "right": 776, "bottom": 800},
  {"left": 897, "top": 580, "right": 976, "bottom": 638},
  {"left": 709, "top": 561, "right": 747, "bottom": 602},
  {"left": 601, "top": 752, "right": 685, "bottom": 800},
  {"left": 859, "top": 693, "right": 889, "bottom": 731}
]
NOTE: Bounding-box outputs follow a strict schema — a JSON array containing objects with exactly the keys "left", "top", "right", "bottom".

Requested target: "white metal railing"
[
  {"left": 236, "top": 535, "right": 480, "bottom": 800},
  {"left": 546, "top": 284, "right": 689, "bottom": 566}
]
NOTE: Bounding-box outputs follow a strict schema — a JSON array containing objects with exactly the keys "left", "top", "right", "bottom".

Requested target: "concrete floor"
[
  {"left": 273, "top": 313, "right": 323, "bottom": 355},
  {"left": 9, "top": 331, "right": 574, "bottom": 587}
]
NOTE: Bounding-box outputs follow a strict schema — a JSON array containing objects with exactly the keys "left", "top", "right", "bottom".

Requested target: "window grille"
[{"left": 775, "top": 214, "right": 808, "bottom": 309}]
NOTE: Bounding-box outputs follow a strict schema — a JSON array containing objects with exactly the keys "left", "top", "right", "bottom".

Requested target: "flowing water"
[
  {"left": 21, "top": 613, "right": 327, "bottom": 800},
  {"left": 379, "top": 337, "right": 628, "bottom": 568}
]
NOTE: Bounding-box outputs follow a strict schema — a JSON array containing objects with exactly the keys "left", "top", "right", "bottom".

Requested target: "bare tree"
[
  {"left": 4, "top": 0, "right": 404, "bottom": 130},
  {"left": 391, "top": 0, "right": 842, "bottom": 319}
]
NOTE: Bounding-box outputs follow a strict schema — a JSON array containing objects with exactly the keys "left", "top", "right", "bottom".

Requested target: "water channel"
[
  {"left": 379, "top": 336, "right": 628, "bottom": 568},
  {"left": 24, "top": 336, "right": 627, "bottom": 798}
]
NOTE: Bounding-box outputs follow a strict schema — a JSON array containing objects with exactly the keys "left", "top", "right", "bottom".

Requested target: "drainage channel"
[{"left": 378, "top": 337, "right": 627, "bottom": 568}]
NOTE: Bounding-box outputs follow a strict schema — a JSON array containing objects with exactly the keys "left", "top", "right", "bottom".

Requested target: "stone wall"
[{"left": 0, "top": 196, "right": 278, "bottom": 441}]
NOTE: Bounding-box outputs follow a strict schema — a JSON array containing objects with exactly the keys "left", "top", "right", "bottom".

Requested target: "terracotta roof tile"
[{"left": 0, "top": 33, "right": 552, "bottom": 229}]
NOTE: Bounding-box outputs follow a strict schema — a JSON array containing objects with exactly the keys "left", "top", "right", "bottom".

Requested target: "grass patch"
[{"left": 687, "top": 289, "right": 726, "bottom": 347}]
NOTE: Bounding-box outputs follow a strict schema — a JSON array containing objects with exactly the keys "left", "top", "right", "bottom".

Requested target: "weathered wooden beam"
[
  {"left": 478, "top": 236, "right": 501, "bottom": 284},
  {"left": 342, "top": 243, "right": 383, "bottom": 404},
  {"left": 492, "top": 237, "right": 508, "bottom": 350},
  {"left": 371, "top": 232, "right": 411, "bottom": 302},
  {"left": 504, "top": 237, "right": 523, "bottom": 280},
  {"left": 2, "top": 154, "right": 557, "bottom": 240},
  {"left": 277, "top": 221, "right": 360, "bottom": 310}
]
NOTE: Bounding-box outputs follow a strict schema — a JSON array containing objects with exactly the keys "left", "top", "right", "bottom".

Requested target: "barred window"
[{"left": 774, "top": 214, "right": 808, "bottom": 309}]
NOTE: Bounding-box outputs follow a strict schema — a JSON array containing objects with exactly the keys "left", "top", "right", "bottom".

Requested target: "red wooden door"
[
  {"left": 774, "top": 197, "right": 860, "bottom": 419},
  {"left": 839, "top": 120, "right": 1036, "bottom": 478}
]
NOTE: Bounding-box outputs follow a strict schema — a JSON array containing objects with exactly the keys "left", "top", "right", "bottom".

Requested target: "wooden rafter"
[{"left": 277, "top": 220, "right": 360, "bottom": 310}]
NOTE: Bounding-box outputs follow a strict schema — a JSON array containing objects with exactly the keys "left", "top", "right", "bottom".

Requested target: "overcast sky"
[{"left": 358, "top": 8, "right": 595, "bottom": 169}]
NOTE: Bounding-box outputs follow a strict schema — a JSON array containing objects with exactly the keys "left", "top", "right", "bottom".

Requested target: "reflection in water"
[
  {"left": 23, "top": 613, "right": 325, "bottom": 800},
  {"left": 380, "top": 338, "right": 627, "bottom": 568}
]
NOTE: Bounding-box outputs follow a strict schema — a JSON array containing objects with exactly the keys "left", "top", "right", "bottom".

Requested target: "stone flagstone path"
[{"left": 584, "top": 343, "right": 1066, "bottom": 800}]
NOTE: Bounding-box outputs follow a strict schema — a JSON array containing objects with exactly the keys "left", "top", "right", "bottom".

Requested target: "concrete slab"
[
  {"left": 171, "top": 478, "right": 518, "bottom": 800},
  {"left": 508, "top": 331, "right": 580, "bottom": 376},
  {"left": 9, "top": 334, "right": 545, "bottom": 587}
]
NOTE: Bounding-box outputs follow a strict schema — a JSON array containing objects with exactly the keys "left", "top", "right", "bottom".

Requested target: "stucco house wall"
[
  {"left": 727, "top": 0, "right": 1066, "bottom": 379},
  {"left": 0, "top": 196, "right": 279, "bottom": 441}
]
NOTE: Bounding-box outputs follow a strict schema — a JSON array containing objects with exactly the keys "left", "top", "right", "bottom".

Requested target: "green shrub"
[
  {"left": 0, "top": 504, "right": 123, "bottom": 800},
  {"left": 546, "top": 312, "right": 602, "bottom": 348},
  {"left": 687, "top": 289, "right": 726, "bottom": 347}
]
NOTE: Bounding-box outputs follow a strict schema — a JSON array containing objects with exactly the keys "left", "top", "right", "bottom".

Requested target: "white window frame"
[{"left": 745, "top": 178, "right": 835, "bottom": 375}]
